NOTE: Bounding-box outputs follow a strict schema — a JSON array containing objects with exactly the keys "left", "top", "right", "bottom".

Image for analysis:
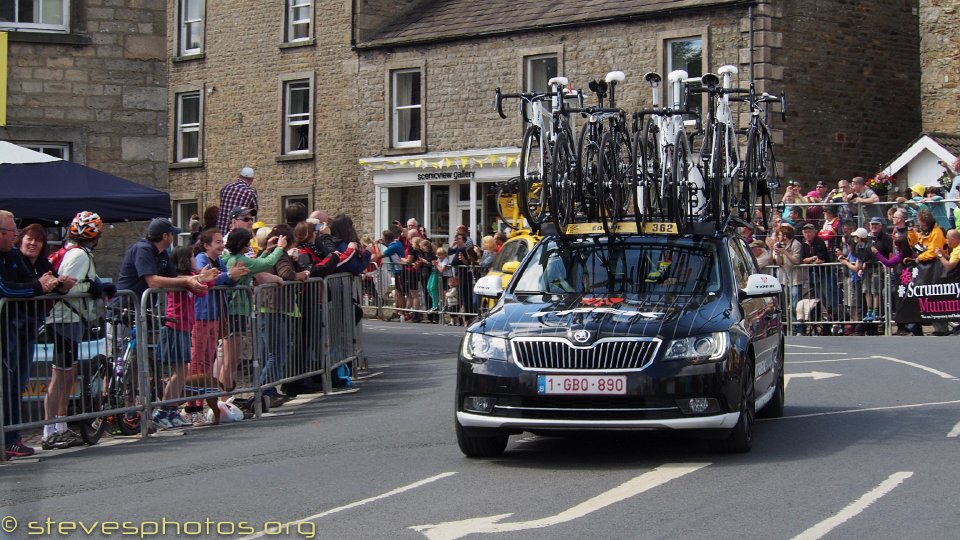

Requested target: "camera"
[
  {"left": 905, "top": 219, "right": 914, "bottom": 228},
  {"left": 775, "top": 242, "right": 785, "bottom": 249}
]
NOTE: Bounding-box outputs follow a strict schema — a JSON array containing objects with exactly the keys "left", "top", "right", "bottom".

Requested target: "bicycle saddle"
[
  {"left": 588, "top": 80, "right": 608, "bottom": 95},
  {"left": 604, "top": 71, "right": 625, "bottom": 84},
  {"left": 667, "top": 70, "right": 688, "bottom": 83},
  {"left": 548, "top": 76, "right": 569, "bottom": 88},
  {"left": 701, "top": 73, "right": 720, "bottom": 88},
  {"left": 644, "top": 72, "right": 662, "bottom": 85},
  {"left": 717, "top": 65, "right": 739, "bottom": 75}
]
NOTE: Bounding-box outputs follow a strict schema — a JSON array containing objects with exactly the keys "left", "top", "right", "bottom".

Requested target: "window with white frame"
[
  {"left": 0, "top": 0, "right": 69, "bottom": 32},
  {"left": 21, "top": 142, "right": 69, "bottom": 160},
  {"left": 175, "top": 91, "right": 202, "bottom": 162},
  {"left": 525, "top": 54, "right": 558, "bottom": 94},
  {"left": 174, "top": 200, "right": 199, "bottom": 232},
  {"left": 283, "top": 79, "right": 312, "bottom": 154},
  {"left": 391, "top": 68, "right": 422, "bottom": 148},
  {"left": 178, "top": 0, "right": 204, "bottom": 56},
  {"left": 281, "top": 195, "right": 309, "bottom": 215},
  {"left": 666, "top": 37, "right": 703, "bottom": 111},
  {"left": 285, "top": 0, "right": 311, "bottom": 42}
]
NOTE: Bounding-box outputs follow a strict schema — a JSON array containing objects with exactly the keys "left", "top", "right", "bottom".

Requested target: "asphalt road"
[{"left": 1, "top": 324, "right": 959, "bottom": 540}]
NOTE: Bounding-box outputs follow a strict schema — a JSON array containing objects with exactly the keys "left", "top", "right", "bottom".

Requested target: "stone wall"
[
  {"left": 777, "top": 0, "right": 921, "bottom": 185},
  {"left": 919, "top": 0, "right": 960, "bottom": 134},
  {"left": 167, "top": 0, "right": 359, "bottom": 230},
  {"left": 2, "top": 0, "right": 168, "bottom": 278}
]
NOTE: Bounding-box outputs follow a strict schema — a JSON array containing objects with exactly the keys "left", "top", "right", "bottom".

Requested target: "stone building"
[
  {"left": 164, "top": 0, "right": 922, "bottom": 242},
  {"left": 355, "top": 0, "right": 920, "bottom": 241},
  {"left": 165, "top": 0, "right": 359, "bottom": 234},
  {"left": 1, "top": 0, "right": 168, "bottom": 276},
  {"left": 919, "top": 0, "right": 959, "bottom": 134}
]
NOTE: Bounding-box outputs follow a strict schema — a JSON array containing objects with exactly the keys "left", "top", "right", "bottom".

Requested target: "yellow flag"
[
  {"left": 444, "top": 158, "right": 452, "bottom": 168},
  {"left": 506, "top": 157, "right": 516, "bottom": 168},
  {"left": 460, "top": 158, "right": 469, "bottom": 168}
]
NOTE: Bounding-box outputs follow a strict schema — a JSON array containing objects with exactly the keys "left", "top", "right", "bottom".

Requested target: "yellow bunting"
[{"left": 460, "top": 158, "right": 469, "bottom": 168}]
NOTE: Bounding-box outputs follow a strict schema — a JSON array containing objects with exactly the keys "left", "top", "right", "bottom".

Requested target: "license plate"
[{"left": 537, "top": 374, "right": 627, "bottom": 395}]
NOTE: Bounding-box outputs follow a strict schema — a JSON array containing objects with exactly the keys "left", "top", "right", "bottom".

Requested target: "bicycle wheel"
[
  {"left": 550, "top": 131, "right": 577, "bottom": 233},
  {"left": 635, "top": 120, "right": 662, "bottom": 222},
  {"left": 578, "top": 124, "right": 602, "bottom": 222},
  {"left": 744, "top": 127, "right": 775, "bottom": 224},
  {"left": 707, "top": 127, "right": 724, "bottom": 226},
  {"left": 672, "top": 132, "right": 693, "bottom": 234},
  {"left": 518, "top": 126, "right": 548, "bottom": 230},
  {"left": 598, "top": 126, "right": 634, "bottom": 234},
  {"left": 72, "top": 355, "right": 109, "bottom": 445}
]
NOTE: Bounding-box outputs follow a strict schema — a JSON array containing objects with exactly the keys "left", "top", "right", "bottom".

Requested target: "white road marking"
[
  {"left": 870, "top": 355, "right": 956, "bottom": 379},
  {"left": 410, "top": 463, "right": 709, "bottom": 540},
  {"left": 789, "top": 357, "right": 877, "bottom": 364},
  {"left": 785, "top": 344, "right": 823, "bottom": 349},
  {"left": 792, "top": 471, "right": 913, "bottom": 540},
  {"left": 236, "top": 472, "right": 457, "bottom": 540},
  {"left": 786, "top": 352, "right": 847, "bottom": 355},
  {"left": 763, "top": 399, "right": 960, "bottom": 421},
  {"left": 784, "top": 371, "right": 841, "bottom": 390},
  {"left": 947, "top": 420, "right": 960, "bottom": 438},
  {"left": 788, "top": 355, "right": 956, "bottom": 379}
]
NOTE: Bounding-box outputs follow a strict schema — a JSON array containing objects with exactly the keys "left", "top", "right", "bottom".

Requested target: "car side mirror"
[
  {"left": 474, "top": 275, "right": 504, "bottom": 298},
  {"left": 740, "top": 273, "right": 782, "bottom": 300},
  {"left": 501, "top": 261, "right": 521, "bottom": 275}
]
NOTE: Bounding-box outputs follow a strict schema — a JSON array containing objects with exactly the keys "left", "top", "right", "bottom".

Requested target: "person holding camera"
[{"left": 771, "top": 223, "right": 805, "bottom": 335}]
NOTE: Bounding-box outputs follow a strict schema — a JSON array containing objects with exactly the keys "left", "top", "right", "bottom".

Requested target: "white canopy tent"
[{"left": 0, "top": 140, "right": 61, "bottom": 164}]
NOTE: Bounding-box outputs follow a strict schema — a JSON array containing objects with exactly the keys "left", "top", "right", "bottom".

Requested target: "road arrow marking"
[
  {"left": 237, "top": 472, "right": 457, "bottom": 540},
  {"left": 948, "top": 420, "right": 960, "bottom": 438},
  {"left": 410, "top": 463, "right": 709, "bottom": 540},
  {"left": 784, "top": 371, "right": 841, "bottom": 389},
  {"left": 792, "top": 471, "right": 913, "bottom": 540}
]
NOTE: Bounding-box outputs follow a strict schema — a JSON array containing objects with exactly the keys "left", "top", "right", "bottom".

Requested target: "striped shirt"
[{"left": 217, "top": 178, "right": 259, "bottom": 234}]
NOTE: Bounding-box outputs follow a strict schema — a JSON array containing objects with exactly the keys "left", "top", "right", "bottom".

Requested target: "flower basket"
[{"left": 868, "top": 173, "right": 894, "bottom": 198}]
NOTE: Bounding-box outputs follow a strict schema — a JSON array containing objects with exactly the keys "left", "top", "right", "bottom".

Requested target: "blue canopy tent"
[{"left": 0, "top": 143, "right": 170, "bottom": 223}]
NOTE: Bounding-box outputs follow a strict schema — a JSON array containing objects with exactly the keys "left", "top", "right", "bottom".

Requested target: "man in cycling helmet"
[{"left": 42, "top": 211, "right": 108, "bottom": 450}]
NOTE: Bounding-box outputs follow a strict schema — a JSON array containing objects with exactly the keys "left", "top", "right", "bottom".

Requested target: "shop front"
[{"left": 360, "top": 148, "right": 520, "bottom": 245}]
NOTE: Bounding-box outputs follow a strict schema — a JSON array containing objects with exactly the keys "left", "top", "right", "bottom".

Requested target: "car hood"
[{"left": 468, "top": 292, "right": 736, "bottom": 340}]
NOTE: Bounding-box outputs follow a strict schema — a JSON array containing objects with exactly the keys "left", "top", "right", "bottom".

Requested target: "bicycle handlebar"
[{"left": 494, "top": 87, "right": 582, "bottom": 119}]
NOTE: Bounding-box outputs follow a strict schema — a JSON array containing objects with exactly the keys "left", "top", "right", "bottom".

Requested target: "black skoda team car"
[{"left": 456, "top": 231, "right": 785, "bottom": 457}]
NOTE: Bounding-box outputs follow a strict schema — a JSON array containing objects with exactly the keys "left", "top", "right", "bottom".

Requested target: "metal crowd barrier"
[
  {"left": 763, "top": 261, "right": 895, "bottom": 336},
  {"left": 362, "top": 261, "right": 489, "bottom": 324},
  {"left": 1, "top": 274, "right": 365, "bottom": 461},
  {"left": 773, "top": 199, "right": 959, "bottom": 231}
]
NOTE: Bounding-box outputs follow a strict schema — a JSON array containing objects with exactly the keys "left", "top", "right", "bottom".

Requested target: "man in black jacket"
[{"left": 1, "top": 210, "right": 58, "bottom": 458}]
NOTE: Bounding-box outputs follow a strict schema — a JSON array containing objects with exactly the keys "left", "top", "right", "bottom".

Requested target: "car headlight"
[
  {"left": 664, "top": 332, "right": 729, "bottom": 363},
  {"left": 461, "top": 333, "right": 512, "bottom": 363}
]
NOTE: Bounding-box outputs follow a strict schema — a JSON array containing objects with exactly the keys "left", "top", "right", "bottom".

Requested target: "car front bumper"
[{"left": 457, "top": 410, "right": 740, "bottom": 430}]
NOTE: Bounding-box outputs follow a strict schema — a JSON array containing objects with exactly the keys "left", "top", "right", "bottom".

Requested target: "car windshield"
[{"left": 512, "top": 237, "right": 722, "bottom": 296}]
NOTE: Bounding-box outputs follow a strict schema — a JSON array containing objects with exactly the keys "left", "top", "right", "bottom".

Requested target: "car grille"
[{"left": 511, "top": 338, "right": 660, "bottom": 371}]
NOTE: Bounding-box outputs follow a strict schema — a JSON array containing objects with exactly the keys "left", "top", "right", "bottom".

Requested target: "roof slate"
[
  {"left": 929, "top": 132, "right": 960, "bottom": 156},
  {"left": 360, "top": 0, "right": 747, "bottom": 47}
]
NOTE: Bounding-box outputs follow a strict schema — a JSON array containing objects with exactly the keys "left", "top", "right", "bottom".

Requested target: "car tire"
[
  {"left": 758, "top": 347, "right": 785, "bottom": 419},
  {"left": 456, "top": 418, "right": 508, "bottom": 458},
  {"left": 721, "top": 361, "right": 755, "bottom": 453}
]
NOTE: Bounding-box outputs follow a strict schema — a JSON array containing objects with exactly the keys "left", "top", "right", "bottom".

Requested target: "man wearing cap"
[
  {"left": 749, "top": 239, "right": 771, "bottom": 268},
  {"left": 115, "top": 218, "right": 216, "bottom": 303},
  {"left": 218, "top": 167, "right": 259, "bottom": 234},
  {"left": 225, "top": 206, "right": 260, "bottom": 256}
]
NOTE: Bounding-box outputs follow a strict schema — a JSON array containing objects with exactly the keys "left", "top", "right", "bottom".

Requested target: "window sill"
[
  {"left": 169, "top": 161, "right": 204, "bottom": 169},
  {"left": 276, "top": 153, "right": 315, "bottom": 162},
  {"left": 172, "top": 52, "right": 205, "bottom": 64},
  {"left": 279, "top": 39, "right": 316, "bottom": 50},
  {"left": 383, "top": 146, "right": 426, "bottom": 156},
  {"left": 4, "top": 31, "right": 90, "bottom": 46}
]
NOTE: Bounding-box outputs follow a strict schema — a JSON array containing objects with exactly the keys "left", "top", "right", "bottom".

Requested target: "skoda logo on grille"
[{"left": 571, "top": 330, "right": 591, "bottom": 344}]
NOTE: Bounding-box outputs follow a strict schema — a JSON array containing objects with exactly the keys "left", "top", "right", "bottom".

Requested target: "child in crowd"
[
  {"left": 153, "top": 246, "right": 216, "bottom": 429},
  {"left": 189, "top": 228, "right": 249, "bottom": 424},
  {"left": 445, "top": 275, "right": 461, "bottom": 326}
]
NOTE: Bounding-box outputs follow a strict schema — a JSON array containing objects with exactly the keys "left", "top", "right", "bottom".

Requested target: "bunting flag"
[{"left": 358, "top": 153, "right": 523, "bottom": 170}]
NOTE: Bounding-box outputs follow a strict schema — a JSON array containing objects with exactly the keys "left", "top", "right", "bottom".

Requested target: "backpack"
[{"left": 48, "top": 245, "right": 78, "bottom": 272}]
